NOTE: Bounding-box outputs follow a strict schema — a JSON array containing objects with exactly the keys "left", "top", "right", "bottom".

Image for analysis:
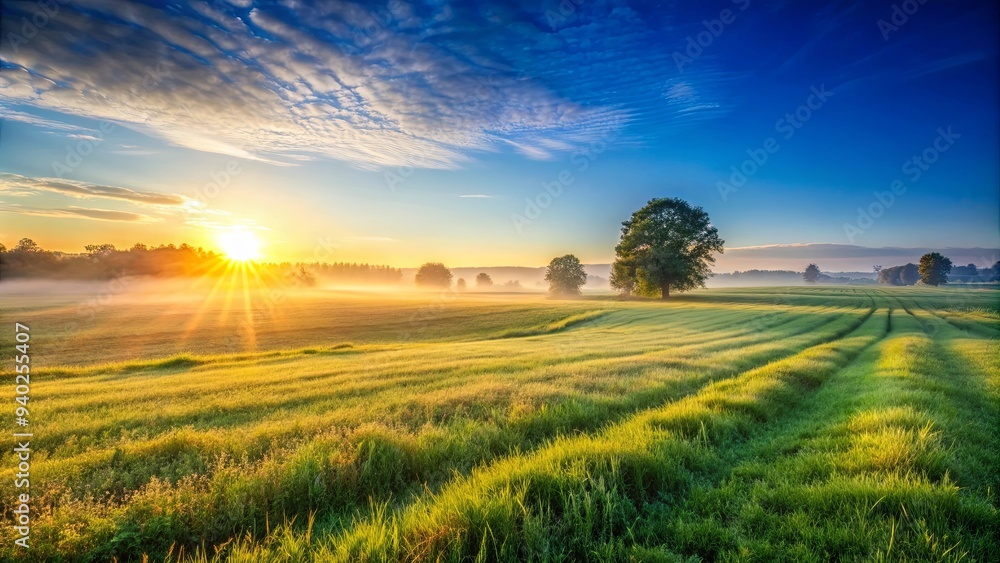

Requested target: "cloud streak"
[
  {"left": 0, "top": 173, "right": 188, "bottom": 206},
  {"left": 0, "top": 203, "right": 157, "bottom": 222}
]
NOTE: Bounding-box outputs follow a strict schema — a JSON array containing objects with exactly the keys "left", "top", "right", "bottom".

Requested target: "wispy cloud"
[
  {"left": 0, "top": 173, "right": 237, "bottom": 229},
  {"left": 0, "top": 173, "right": 188, "bottom": 207},
  {"left": 0, "top": 203, "right": 157, "bottom": 223},
  {"left": 459, "top": 194, "right": 493, "bottom": 198},
  {"left": 0, "top": 0, "right": 634, "bottom": 169},
  {"left": 0, "top": 107, "right": 94, "bottom": 134}
]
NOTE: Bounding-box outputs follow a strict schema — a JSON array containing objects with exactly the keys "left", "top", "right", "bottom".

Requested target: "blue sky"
[{"left": 0, "top": 0, "right": 997, "bottom": 271}]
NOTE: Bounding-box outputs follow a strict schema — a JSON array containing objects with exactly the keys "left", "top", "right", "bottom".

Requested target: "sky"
[{"left": 0, "top": 0, "right": 997, "bottom": 272}]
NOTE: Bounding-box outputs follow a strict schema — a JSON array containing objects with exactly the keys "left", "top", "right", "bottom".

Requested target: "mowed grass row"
[
  {"left": 0, "top": 296, "right": 876, "bottom": 560},
  {"left": 198, "top": 302, "right": 893, "bottom": 561},
  {"left": 191, "top": 292, "right": 996, "bottom": 562},
  {"left": 638, "top": 302, "right": 999, "bottom": 561}
]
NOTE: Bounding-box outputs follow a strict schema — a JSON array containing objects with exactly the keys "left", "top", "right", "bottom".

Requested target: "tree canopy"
[
  {"left": 414, "top": 262, "right": 453, "bottom": 288},
  {"left": 611, "top": 198, "right": 724, "bottom": 299},
  {"left": 918, "top": 252, "right": 952, "bottom": 286},
  {"left": 877, "top": 263, "right": 919, "bottom": 286},
  {"left": 475, "top": 272, "right": 493, "bottom": 287},
  {"left": 15, "top": 238, "right": 40, "bottom": 252},
  {"left": 545, "top": 254, "right": 588, "bottom": 297},
  {"left": 803, "top": 263, "right": 820, "bottom": 283}
]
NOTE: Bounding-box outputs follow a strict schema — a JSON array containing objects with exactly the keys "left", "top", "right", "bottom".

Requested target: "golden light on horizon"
[{"left": 217, "top": 226, "right": 261, "bottom": 261}]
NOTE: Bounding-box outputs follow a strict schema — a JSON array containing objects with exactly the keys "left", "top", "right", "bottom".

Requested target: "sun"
[{"left": 217, "top": 227, "right": 261, "bottom": 261}]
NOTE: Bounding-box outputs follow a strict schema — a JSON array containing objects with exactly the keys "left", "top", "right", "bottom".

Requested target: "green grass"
[{"left": 0, "top": 286, "right": 996, "bottom": 561}]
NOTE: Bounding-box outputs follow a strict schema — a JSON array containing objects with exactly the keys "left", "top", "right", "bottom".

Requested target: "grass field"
[{"left": 1, "top": 285, "right": 997, "bottom": 561}]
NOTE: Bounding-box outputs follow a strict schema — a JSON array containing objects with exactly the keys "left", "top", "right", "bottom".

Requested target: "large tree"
[
  {"left": 612, "top": 198, "right": 724, "bottom": 299},
  {"left": 414, "top": 262, "right": 453, "bottom": 288},
  {"left": 475, "top": 272, "right": 493, "bottom": 288},
  {"left": 918, "top": 252, "right": 952, "bottom": 286},
  {"left": 803, "top": 263, "right": 820, "bottom": 283},
  {"left": 545, "top": 254, "right": 588, "bottom": 297}
]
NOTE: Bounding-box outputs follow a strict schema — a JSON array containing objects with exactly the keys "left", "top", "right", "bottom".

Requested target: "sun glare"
[{"left": 218, "top": 227, "right": 261, "bottom": 261}]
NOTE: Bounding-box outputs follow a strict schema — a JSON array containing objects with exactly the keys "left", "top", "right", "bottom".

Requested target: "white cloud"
[{"left": 0, "top": 0, "right": 629, "bottom": 170}]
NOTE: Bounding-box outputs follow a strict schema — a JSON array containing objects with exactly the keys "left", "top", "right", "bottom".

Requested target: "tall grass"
[{"left": 0, "top": 288, "right": 995, "bottom": 561}]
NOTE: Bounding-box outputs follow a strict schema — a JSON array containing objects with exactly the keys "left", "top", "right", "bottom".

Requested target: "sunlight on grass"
[{"left": 0, "top": 288, "right": 996, "bottom": 561}]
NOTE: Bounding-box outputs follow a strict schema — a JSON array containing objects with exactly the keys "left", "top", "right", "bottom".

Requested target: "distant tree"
[
  {"left": 803, "top": 263, "right": 821, "bottom": 283},
  {"left": 612, "top": 197, "right": 724, "bottom": 299},
  {"left": 950, "top": 263, "right": 979, "bottom": 278},
  {"left": 130, "top": 243, "right": 148, "bottom": 251},
  {"left": 873, "top": 265, "right": 882, "bottom": 274},
  {"left": 900, "top": 263, "right": 920, "bottom": 285},
  {"left": 502, "top": 279, "right": 522, "bottom": 290},
  {"left": 918, "top": 252, "right": 952, "bottom": 286},
  {"left": 545, "top": 254, "right": 588, "bottom": 297},
  {"left": 475, "top": 272, "right": 493, "bottom": 288},
  {"left": 84, "top": 243, "right": 117, "bottom": 256},
  {"left": 415, "top": 262, "right": 453, "bottom": 288},
  {"left": 14, "top": 238, "right": 40, "bottom": 252},
  {"left": 292, "top": 265, "right": 316, "bottom": 287},
  {"left": 456, "top": 278, "right": 467, "bottom": 291},
  {"left": 0, "top": 242, "right": 6, "bottom": 253},
  {"left": 610, "top": 260, "right": 636, "bottom": 296},
  {"left": 877, "top": 264, "right": 919, "bottom": 286},
  {"left": 876, "top": 268, "right": 894, "bottom": 285}
]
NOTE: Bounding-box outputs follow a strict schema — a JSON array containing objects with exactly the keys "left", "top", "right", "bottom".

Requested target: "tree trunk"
[{"left": 661, "top": 281, "right": 670, "bottom": 299}]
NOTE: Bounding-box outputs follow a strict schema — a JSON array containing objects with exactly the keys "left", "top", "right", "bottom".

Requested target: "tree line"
[
  {"left": 0, "top": 238, "right": 402, "bottom": 284},
  {"left": 804, "top": 254, "right": 1000, "bottom": 286}
]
